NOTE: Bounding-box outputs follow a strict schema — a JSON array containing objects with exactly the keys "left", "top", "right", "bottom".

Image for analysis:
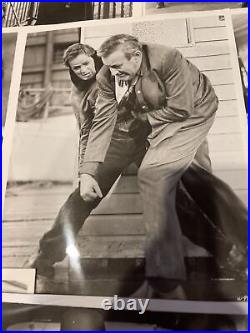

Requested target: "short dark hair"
[
  {"left": 97, "top": 34, "right": 142, "bottom": 59},
  {"left": 63, "top": 43, "right": 96, "bottom": 67}
]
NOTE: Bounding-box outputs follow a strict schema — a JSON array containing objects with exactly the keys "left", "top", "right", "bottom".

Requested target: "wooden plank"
[
  {"left": 192, "top": 15, "right": 227, "bottom": 28},
  {"left": 179, "top": 40, "right": 230, "bottom": 59},
  {"left": 194, "top": 26, "right": 228, "bottom": 42},
  {"left": 208, "top": 133, "right": 243, "bottom": 153},
  {"left": 214, "top": 84, "right": 236, "bottom": 101},
  {"left": 5, "top": 183, "right": 73, "bottom": 197},
  {"left": 78, "top": 236, "right": 145, "bottom": 258},
  {"left": 202, "top": 69, "right": 234, "bottom": 85},
  {"left": 210, "top": 151, "right": 247, "bottom": 171},
  {"left": 3, "top": 193, "right": 68, "bottom": 221},
  {"left": 3, "top": 246, "right": 37, "bottom": 257},
  {"left": 189, "top": 54, "right": 231, "bottom": 71},
  {"left": 113, "top": 176, "right": 138, "bottom": 194},
  {"left": 84, "top": 24, "right": 132, "bottom": 38},
  {"left": 82, "top": 215, "right": 144, "bottom": 236},
  {"left": 210, "top": 116, "right": 241, "bottom": 134},
  {"left": 2, "top": 215, "right": 145, "bottom": 244},
  {"left": 92, "top": 193, "right": 142, "bottom": 215},
  {"left": 180, "top": 40, "right": 230, "bottom": 58},
  {"left": 3, "top": 192, "right": 143, "bottom": 220},
  {"left": 213, "top": 169, "right": 247, "bottom": 190},
  {"left": 77, "top": 235, "right": 210, "bottom": 260},
  {"left": 216, "top": 100, "right": 238, "bottom": 117},
  {"left": 2, "top": 256, "right": 29, "bottom": 268}
]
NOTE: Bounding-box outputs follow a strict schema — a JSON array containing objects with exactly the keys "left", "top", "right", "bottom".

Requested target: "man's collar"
[{"left": 139, "top": 47, "right": 149, "bottom": 77}]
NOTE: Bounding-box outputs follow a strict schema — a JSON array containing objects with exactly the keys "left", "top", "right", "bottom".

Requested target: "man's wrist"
[{"left": 79, "top": 162, "right": 99, "bottom": 179}]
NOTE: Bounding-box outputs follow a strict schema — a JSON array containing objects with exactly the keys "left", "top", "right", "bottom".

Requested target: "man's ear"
[
  {"left": 134, "top": 50, "right": 142, "bottom": 63},
  {"left": 134, "top": 50, "right": 142, "bottom": 57}
]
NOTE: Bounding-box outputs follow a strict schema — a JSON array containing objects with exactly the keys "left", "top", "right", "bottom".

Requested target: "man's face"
[
  {"left": 102, "top": 48, "right": 142, "bottom": 81},
  {"left": 69, "top": 53, "right": 96, "bottom": 80}
]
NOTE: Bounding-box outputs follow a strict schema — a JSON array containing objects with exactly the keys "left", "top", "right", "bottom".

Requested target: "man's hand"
[{"left": 80, "top": 174, "right": 103, "bottom": 202}]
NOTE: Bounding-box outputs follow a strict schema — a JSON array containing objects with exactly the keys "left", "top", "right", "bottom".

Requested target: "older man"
[{"left": 79, "top": 34, "right": 247, "bottom": 296}]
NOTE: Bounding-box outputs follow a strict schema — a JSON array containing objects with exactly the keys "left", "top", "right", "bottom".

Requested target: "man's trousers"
[{"left": 38, "top": 120, "right": 247, "bottom": 282}]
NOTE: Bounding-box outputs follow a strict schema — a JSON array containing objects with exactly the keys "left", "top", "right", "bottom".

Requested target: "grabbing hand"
[{"left": 80, "top": 174, "right": 103, "bottom": 202}]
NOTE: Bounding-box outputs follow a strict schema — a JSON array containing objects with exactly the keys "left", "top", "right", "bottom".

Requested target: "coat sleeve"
[
  {"left": 71, "top": 84, "right": 83, "bottom": 130},
  {"left": 78, "top": 108, "right": 94, "bottom": 175},
  {"left": 71, "top": 84, "right": 95, "bottom": 176},
  {"left": 160, "top": 48, "right": 194, "bottom": 122},
  {"left": 79, "top": 75, "right": 118, "bottom": 178}
]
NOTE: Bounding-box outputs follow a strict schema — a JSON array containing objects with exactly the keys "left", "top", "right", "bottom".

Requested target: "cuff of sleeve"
[{"left": 78, "top": 162, "right": 99, "bottom": 178}]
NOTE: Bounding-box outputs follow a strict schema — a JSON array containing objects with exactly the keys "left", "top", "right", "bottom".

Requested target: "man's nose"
[{"left": 80, "top": 65, "right": 87, "bottom": 73}]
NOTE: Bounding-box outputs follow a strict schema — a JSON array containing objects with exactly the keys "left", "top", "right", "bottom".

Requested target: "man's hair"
[
  {"left": 63, "top": 43, "right": 96, "bottom": 67},
  {"left": 97, "top": 34, "right": 142, "bottom": 59}
]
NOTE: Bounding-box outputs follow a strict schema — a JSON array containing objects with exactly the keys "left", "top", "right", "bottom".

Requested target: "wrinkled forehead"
[{"left": 69, "top": 52, "right": 92, "bottom": 67}]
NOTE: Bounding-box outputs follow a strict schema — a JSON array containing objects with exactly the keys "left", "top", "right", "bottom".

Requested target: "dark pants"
[{"left": 39, "top": 128, "right": 247, "bottom": 283}]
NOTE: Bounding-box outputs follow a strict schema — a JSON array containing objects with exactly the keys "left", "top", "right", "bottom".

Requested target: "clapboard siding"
[
  {"left": 180, "top": 40, "right": 230, "bottom": 58},
  {"left": 183, "top": 16, "right": 247, "bottom": 208},
  {"left": 194, "top": 26, "right": 229, "bottom": 42},
  {"left": 210, "top": 151, "right": 247, "bottom": 170},
  {"left": 210, "top": 116, "right": 240, "bottom": 134},
  {"left": 216, "top": 100, "right": 238, "bottom": 117},
  {"left": 202, "top": 69, "right": 234, "bottom": 85},
  {"left": 189, "top": 54, "right": 231, "bottom": 71},
  {"left": 191, "top": 15, "right": 227, "bottom": 28},
  {"left": 207, "top": 133, "right": 244, "bottom": 151}
]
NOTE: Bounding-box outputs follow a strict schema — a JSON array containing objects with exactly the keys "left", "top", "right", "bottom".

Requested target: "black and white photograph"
[
  {"left": 2, "top": 32, "right": 17, "bottom": 127},
  {"left": 2, "top": 3, "right": 248, "bottom": 331}
]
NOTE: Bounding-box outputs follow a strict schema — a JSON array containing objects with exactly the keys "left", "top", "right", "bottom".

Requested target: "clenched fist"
[{"left": 80, "top": 174, "right": 103, "bottom": 202}]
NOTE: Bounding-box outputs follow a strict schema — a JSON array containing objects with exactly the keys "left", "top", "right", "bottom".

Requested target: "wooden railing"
[
  {"left": 17, "top": 87, "right": 72, "bottom": 122},
  {"left": 92, "top": 2, "right": 133, "bottom": 19},
  {"left": 3, "top": 2, "right": 133, "bottom": 27}
]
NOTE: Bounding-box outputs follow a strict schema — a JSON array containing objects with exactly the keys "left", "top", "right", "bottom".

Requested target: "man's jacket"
[
  {"left": 82, "top": 43, "right": 219, "bottom": 177},
  {"left": 71, "top": 81, "right": 98, "bottom": 175}
]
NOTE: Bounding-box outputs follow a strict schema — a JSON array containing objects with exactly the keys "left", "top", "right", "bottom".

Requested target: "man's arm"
[
  {"left": 79, "top": 71, "right": 118, "bottom": 179},
  {"left": 71, "top": 85, "right": 94, "bottom": 173},
  {"left": 160, "top": 48, "right": 194, "bottom": 122}
]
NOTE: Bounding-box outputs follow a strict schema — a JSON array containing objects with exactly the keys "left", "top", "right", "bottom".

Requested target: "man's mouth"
[
  {"left": 81, "top": 72, "right": 91, "bottom": 78},
  {"left": 117, "top": 73, "right": 128, "bottom": 78}
]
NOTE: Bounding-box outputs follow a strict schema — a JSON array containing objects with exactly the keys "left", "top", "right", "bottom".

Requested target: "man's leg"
[
  {"left": 138, "top": 115, "right": 215, "bottom": 293},
  {"left": 26, "top": 132, "right": 146, "bottom": 276}
]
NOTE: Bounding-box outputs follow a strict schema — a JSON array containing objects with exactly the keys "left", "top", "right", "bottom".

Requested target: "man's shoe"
[{"left": 24, "top": 249, "right": 55, "bottom": 279}]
